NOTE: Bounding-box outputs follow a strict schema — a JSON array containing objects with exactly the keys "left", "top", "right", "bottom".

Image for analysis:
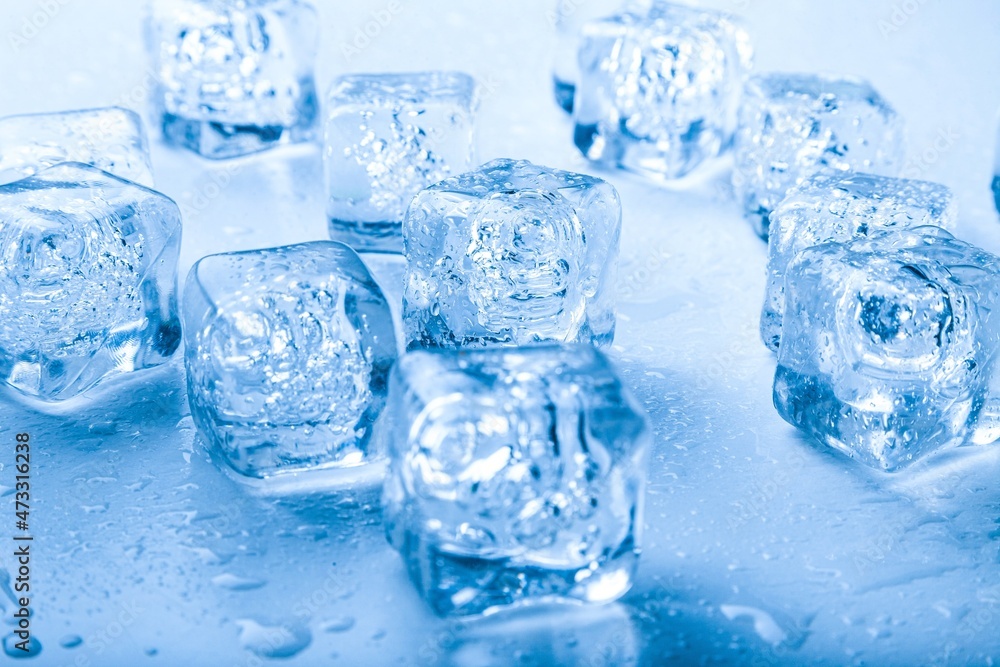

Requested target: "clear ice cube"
[
  {"left": 0, "top": 107, "right": 154, "bottom": 187},
  {"left": 0, "top": 163, "right": 182, "bottom": 402},
  {"left": 403, "top": 158, "right": 620, "bottom": 350},
  {"left": 551, "top": 0, "right": 631, "bottom": 114},
  {"left": 145, "top": 0, "right": 319, "bottom": 158},
  {"left": 324, "top": 72, "right": 478, "bottom": 253},
  {"left": 734, "top": 73, "right": 905, "bottom": 238},
  {"left": 762, "top": 171, "right": 957, "bottom": 351},
  {"left": 573, "top": 0, "right": 753, "bottom": 179},
  {"left": 774, "top": 227, "right": 1000, "bottom": 471},
  {"left": 182, "top": 241, "right": 397, "bottom": 478},
  {"left": 383, "top": 344, "right": 649, "bottom": 616}
]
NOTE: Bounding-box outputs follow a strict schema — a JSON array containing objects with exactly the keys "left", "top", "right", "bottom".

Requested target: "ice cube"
[
  {"left": 145, "top": 0, "right": 319, "bottom": 158},
  {"left": 182, "top": 241, "right": 397, "bottom": 479},
  {"left": 324, "top": 72, "right": 478, "bottom": 253},
  {"left": 774, "top": 227, "right": 1000, "bottom": 471},
  {"left": 0, "top": 107, "right": 154, "bottom": 187},
  {"left": 734, "top": 73, "right": 905, "bottom": 238},
  {"left": 0, "top": 163, "right": 182, "bottom": 402},
  {"left": 551, "top": 0, "right": 632, "bottom": 114},
  {"left": 383, "top": 344, "right": 649, "bottom": 617},
  {"left": 573, "top": 1, "right": 753, "bottom": 179},
  {"left": 762, "top": 171, "right": 957, "bottom": 351},
  {"left": 403, "top": 158, "right": 620, "bottom": 350}
]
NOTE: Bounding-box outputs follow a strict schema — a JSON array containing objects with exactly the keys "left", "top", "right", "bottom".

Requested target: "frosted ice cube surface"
[
  {"left": 383, "top": 344, "right": 649, "bottom": 616},
  {"left": 573, "top": 0, "right": 752, "bottom": 179},
  {"left": 145, "top": 0, "right": 319, "bottom": 158},
  {"left": 0, "top": 107, "right": 154, "bottom": 187},
  {"left": 774, "top": 227, "right": 1000, "bottom": 471},
  {"left": 762, "top": 171, "right": 956, "bottom": 351},
  {"left": 403, "top": 158, "right": 620, "bottom": 350},
  {"left": 734, "top": 73, "right": 905, "bottom": 238},
  {"left": 324, "top": 72, "right": 477, "bottom": 253},
  {"left": 0, "top": 163, "right": 182, "bottom": 402},
  {"left": 182, "top": 241, "right": 397, "bottom": 479}
]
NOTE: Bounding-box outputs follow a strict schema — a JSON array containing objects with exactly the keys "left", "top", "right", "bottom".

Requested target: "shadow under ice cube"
[
  {"left": 774, "top": 227, "right": 1000, "bottom": 471},
  {"left": 734, "top": 73, "right": 905, "bottom": 239},
  {"left": 403, "top": 158, "right": 620, "bottom": 350},
  {"left": 182, "top": 241, "right": 397, "bottom": 479},
  {"left": 573, "top": 1, "right": 752, "bottom": 179},
  {"left": 146, "top": 0, "right": 319, "bottom": 158},
  {"left": 762, "top": 171, "right": 956, "bottom": 351},
  {"left": 324, "top": 72, "right": 478, "bottom": 253},
  {"left": 0, "top": 107, "right": 154, "bottom": 187},
  {"left": 0, "top": 163, "right": 182, "bottom": 402},
  {"left": 383, "top": 344, "right": 649, "bottom": 617}
]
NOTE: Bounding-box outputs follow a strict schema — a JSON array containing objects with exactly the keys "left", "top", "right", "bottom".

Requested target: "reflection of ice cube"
[
  {"left": 573, "top": 1, "right": 752, "bottom": 179},
  {"left": 551, "top": 0, "right": 631, "bottom": 114},
  {"left": 762, "top": 172, "right": 956, "bottom": 351},
  {"left": 145, "top": 0, "right": 318, "bottom": 158},
  {"left": 774, "top": 227, "right": 1000, "bottom": 471},
  {"left": 403, "top": 159, "right": 620, "bottom": 350},
  {"left": 182, "top": 241, "right": 397, "bottom": 479},
  {"left": 324, "top": 72, "right": 477, "bottom": 253},
  {"left": 734, "top": 74, "right": 905, "bottom": 239},
  {"left": 383, "top": 345, "right": 649, "bottom": 617},
  {"left": 0, "top": 107, "right": 154, "bottom": 187},
  {"left": 0, "top": 163, "right": 181, "bottom": 402}
]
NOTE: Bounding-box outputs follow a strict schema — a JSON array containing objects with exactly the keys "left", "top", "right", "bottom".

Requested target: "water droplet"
[
  {"left": 212, "top": 574, "right": 266, "bottom": 591},
  {"left": 320, "top": 616, "right": 355, "bottom": 633},
  {"left": 236, "top": 620, "right": 311, "bottom": 659},
  {"left": 59, "top": 635, "right": 83, "bottom": 649},
  {"left": 3, "top": 633, "right": 42, "bottom": 657}
]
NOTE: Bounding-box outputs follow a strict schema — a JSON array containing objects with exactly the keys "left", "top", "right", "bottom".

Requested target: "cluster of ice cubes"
[
  {"left": 756, "top": 168, "right": 1000, "bottom": 472},
  {"left": 13, "top": 0, "right": 999, "bottom": 625},
  {"left": 555, "top": 0, "right": 1000, "bottom": 472}
]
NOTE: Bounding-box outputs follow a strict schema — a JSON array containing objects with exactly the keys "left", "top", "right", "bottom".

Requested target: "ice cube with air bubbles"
[
  {"left": 734, "top": 73, "right": 905, "bottom": 239},
  {"left": 572, "top": 0, "right": 753, "bottom": 180},
  {"left": 762, "top": 171, "right": 957, "bottom": 352},
  {"left": 0, "top": 107, "right": 154, "bottom": 187},
  {"left": 324, "top": 72, "right": 478, "bottom": 253},
  {"left": 182, "top": 241, "right": 397, "bottom": 479},
  {"left": 403, "top": 158, "right": 620, "bottom": 350},
  {"left": 774, "top": 227, "right": 1000, "bottom": 472},
  {"left": 145, "top": 0, "right": 319, "bottom": 159},
  {"left": 0, "top": 163, "right": 182, "bottom": 402},
  {"left": 551, "top": 0, "right": 632, "bottom": 114},
  {"left": 383, "top": 344, "right": 649, "bottom": 617}
]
